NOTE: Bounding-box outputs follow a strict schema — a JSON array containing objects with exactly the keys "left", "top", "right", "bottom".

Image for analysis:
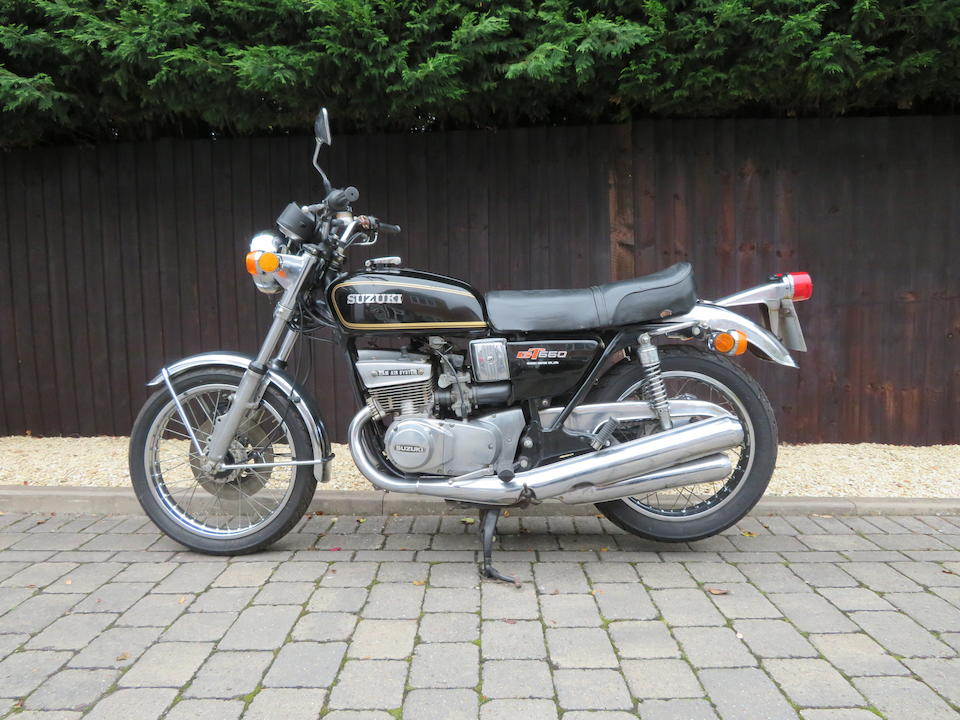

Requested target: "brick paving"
[{"left": 0, "top": 510, "right": 959, "bottom": 718}]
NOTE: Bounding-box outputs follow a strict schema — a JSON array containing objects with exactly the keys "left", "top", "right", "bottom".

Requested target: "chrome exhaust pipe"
[
  {"left": 554, "top": 453, "right": 732, "bottom": 504},
  {"left": 348, "top": 406, "right": 743, "bottom": 506}
]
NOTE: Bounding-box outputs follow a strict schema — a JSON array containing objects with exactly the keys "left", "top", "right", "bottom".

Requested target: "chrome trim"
[
  {"left": 714, "top": 279, "right": 807, "bottom": 353},
  {"left": 657, "top": 303, "right": 798, "bottom": 368},
  {"left": 218, "top": 458, "right": 327, "bottom": 470},
  {"left": 715, "top": 277, "right": 791, "bottom": 307},
  {"left": 275, "top": 328, "right": 299, "bottom": 364},
  {"left": 348, "top": 406, "right": 744, "bottom": 506},
  {"left": 275, "top": 253, "right": 312, "bottom": 291},
  {"left": 365, "top": 256, "right": 402, "bottom": 269},
  {"left": 638, "top": 332, "right": 672, "bottom": 429},
  {"left": 148, "top": 352, "right": 331, "bottom": 482},
  {"left": 469, "top": 338, "right": 510, "bottom": 383},
  {"left": 160, "top": 368, "right": 204, "bottom": 456},
  {"left": 555, "top": 453, "right": 733, "bottom": 504}
]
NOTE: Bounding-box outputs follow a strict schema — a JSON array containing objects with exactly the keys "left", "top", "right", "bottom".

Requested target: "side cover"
[
  {"left": 507, "top": 340, "right": 600, "bottom": 400},
  {"left": 329, "top": 270, "right": 487, "bottom": 333}
]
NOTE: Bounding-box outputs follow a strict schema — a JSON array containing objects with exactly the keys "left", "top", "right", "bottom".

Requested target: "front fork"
[{"left": 199, "top": 254, "right": 317, "bottom": 472}]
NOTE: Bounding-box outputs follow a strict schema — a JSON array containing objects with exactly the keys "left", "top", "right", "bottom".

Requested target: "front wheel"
[
  {"left": 590, "top": 345, "right": 778, "bottom": 542},
  {"left": 129, "top": 369, "right": 317, "bottom": 555}
]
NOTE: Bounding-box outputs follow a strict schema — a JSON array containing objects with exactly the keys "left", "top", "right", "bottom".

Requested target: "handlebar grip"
[{"left": 378, "top": 222, "right": 401, "bottom": 235}]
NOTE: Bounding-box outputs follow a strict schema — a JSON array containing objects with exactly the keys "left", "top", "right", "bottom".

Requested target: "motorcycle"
[{"left": 129, "top": 108, "right": 812, "bottom": 581}]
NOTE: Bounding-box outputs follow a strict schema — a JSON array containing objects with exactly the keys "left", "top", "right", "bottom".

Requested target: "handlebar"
[
  {"left": 377, "top": 220, "right": 401, "bottom": 235},
  {"left": 286, "top": 190, "right": 400, "bottom": 255},
  {"left": 360, "top": 215, "right": 401, "bottom": 235}
]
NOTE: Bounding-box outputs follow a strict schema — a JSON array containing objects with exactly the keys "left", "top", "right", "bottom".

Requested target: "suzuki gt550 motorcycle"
[{"left": 130, "top": 109, "right": 812, "bottom": 581}]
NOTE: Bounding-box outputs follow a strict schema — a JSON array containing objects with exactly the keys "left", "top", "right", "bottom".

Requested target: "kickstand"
[{"left": 478, "top": 508, "right": 518, "bottom": 585}]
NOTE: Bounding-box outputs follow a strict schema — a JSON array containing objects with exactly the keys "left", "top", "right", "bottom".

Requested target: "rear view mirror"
[{"left": 314, "top": 108, "right": 332, "bottom": 146}]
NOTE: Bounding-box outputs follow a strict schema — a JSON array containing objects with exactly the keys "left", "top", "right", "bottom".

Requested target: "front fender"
[
  {"left": 148, "top": 352, "right": 333, "bottom": 482},
  {"left": 668, "top": 304, "right": 798, "bottom": 368}
]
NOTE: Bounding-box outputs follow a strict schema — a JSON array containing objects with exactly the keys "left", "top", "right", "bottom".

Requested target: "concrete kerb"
[{"left": 1, "top": 485, "right": 959, "bottom": 517}]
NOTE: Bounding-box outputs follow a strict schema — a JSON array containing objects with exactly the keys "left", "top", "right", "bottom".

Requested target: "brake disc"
[{"left": 189, "top": 419, "right": 274, "bottom": 501}]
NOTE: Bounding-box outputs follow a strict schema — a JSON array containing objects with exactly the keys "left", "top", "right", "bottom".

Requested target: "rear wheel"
[
  {"left": 129, "top": 369, "right": 316, "bottom": 555},
  {"left": 590, "top": 345, "right": 777, "bottom": 542}
]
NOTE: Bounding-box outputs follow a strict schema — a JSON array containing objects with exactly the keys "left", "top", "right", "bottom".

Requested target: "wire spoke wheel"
[
  {"left": 140, "top": 379, "right": 301, "bottom": 542},
  {"left": 589, "top": 346, "right": 777, "bottom": 543},
  {"left": 614, "top": 371, "right": 754, "bottom": 520}
]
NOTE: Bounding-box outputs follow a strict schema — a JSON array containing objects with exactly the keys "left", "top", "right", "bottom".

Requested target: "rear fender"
[
  {"left": 715, "top": 276, "right": 808, "bottom": 352},
  {"left": 147, "top": 352, "right": 333, "bottom": 482},
  {"left": 655, "top": 303, "right": 798, "bottom": 368}
]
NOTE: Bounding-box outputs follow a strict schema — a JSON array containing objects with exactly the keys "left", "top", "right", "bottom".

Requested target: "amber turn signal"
[
  {"left": 245, "top": 251, "right": 281, "bottom": 275},
  {"left": 711, "top": 330, "right": 747, "bottom": 356},
  {"left": 258, "top": 252, "right": 280, "bottom": 273}
]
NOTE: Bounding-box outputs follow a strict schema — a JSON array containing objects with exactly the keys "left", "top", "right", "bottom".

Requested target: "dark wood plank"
[
  {"left": 191, "top": 139, "right": 220, "bottom": 353},
  {"left": 487, "top": 129, "right": 512, "bottom": 292},
  {"left": 77, "top": 145, "right": 115, "bottom": 433},
  {"left": 466, "top": 130, "right": 490, "bottom": 293},
  {"left": 4, "top": 152, "right": 44, "bottom": 434},
  {"left": 632, "top": 121, "right": 657, "bottom": 276},
  {"left": 155, "top": 138, "right": 183, "bottom": 364},
  {"left": 227, "top": 137, "right": 257, "bottom": 358},
  {"left": 135, "top": 139, "right": 164, "bottom": 380},
  {"left": 56, "top": 148, "right": 97, "bottom": 435},
  {"left": 211, "top": 137, "right": 239, "bottom": 352},
  {"left": 446, "top": 131, "right": 472, "bottom": 287},
  {"left": 0, "top": 152, "right": 23, "bottom": 433},
  {"left": 507, "top": 128, "right": 532, "bottom": 289},
  {"left": 23, "top": 147, "right": 61, "bottom": 433},
  {"left": 95, "top": 143, "right": 133, "bottom": 434},
  {"left": 567, "top": 125, "right": 593, "bottom": 289},
  {"left": 174, "top": 140, "right": 202, "bottom": 358},
  {"left": 426, "top": 131, "right": 450, "bottom": 276},
  {"left": 116, "top": 141, "right": 148, "bottom": 425},
  {"left": 527, "top": 126, "right": 550, "bottom": 289}
]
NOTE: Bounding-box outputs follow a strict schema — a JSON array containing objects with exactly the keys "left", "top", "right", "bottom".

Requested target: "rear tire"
[
  {"left": 129, "top": 369, "right": 317, "bottom": 555},
  {"left": 590, "top": 346, "right": 777, "bottom": 542}
]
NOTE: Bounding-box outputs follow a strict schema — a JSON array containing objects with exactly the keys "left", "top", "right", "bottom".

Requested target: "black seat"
[{"left": 485, "top": 263, "right": 696, "bottom": 332}]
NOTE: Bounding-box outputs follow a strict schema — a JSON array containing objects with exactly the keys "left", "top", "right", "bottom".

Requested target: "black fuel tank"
[
  {"left": 329, "top": 270, "right": 488, "bottom": 334},
  {"left": 507, "top": 340, "right": 600, "bottom": 400}
]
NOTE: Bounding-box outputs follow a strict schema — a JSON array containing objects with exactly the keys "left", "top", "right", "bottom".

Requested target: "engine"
[{"left": 356, "top": 348, "right": 523, "bottom": 477}]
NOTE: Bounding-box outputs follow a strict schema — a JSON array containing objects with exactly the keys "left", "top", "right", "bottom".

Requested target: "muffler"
[
  {"left": 554, "top": 453, "right": 733, "bottom": 504},
  {"left": 348, "top": 406, "right": 744, "bottom": 506}
]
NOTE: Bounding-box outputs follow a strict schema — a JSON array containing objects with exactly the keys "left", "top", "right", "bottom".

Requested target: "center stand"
[{"left": 478, "top": 507, "right": 517, "bottom": 585}]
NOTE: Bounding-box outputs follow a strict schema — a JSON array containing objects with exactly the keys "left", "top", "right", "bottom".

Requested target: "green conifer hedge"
[{"left": 1, "top": 0, "right": 957, "bottom": 147}]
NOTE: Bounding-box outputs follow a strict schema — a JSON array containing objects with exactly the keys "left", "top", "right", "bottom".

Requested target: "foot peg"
[
  {"left": 590, "top": 417, "right": 620, "bottom": 450},
  {"left": 478, "top": 508, "right": 518, "bottom": 585}
]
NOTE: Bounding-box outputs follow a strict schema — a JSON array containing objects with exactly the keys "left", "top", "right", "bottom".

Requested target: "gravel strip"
[{"left": 0, "top": 436, "right": 958, "bottom": 497}]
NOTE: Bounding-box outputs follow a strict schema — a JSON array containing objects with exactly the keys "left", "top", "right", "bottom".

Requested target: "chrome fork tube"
[
  {"left": 274, "top": 328, "right": 299, "bottom": 364},
  {"left": 202, "top": 254, "right": 316, "bottom": 469}
]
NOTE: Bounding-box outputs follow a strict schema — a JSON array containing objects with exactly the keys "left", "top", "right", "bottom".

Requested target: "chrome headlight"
[{"left": 246, "top": 231, "right": 285, "bottom": 294}]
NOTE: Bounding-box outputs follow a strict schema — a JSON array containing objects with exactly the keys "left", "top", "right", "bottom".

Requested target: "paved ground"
[{"left": 1, "top": 511, "right": 959, "bottom": 719}]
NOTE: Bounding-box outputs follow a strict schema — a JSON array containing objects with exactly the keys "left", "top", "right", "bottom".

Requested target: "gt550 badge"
[
  {"left": 346, "top": 293, "right": 402, "bottom": 304},
  {"left": 516, "top": 347, "right": 568, "bottom": 360}
]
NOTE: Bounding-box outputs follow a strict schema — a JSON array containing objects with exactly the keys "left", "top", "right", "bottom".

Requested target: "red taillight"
[{"left": 788, "top": 272, "right": 813, "bottom": 301}]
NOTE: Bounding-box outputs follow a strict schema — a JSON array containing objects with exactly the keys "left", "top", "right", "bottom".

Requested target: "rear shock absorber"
[{"left": 637, "top": 333, "right": 673, "bottom": 430}]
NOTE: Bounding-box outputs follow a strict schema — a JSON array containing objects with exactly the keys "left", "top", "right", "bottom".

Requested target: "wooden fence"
[{"left": 0, "top": 117, "right": 957, "bottom": 444}]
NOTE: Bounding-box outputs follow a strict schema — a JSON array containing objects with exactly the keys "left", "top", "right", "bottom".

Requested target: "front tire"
[
  {"left": 591, "top": 345, "right": 778, "bottom": 542},
  {"left": 129, "top": 369, "right": 317, "bottom": 555}
]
